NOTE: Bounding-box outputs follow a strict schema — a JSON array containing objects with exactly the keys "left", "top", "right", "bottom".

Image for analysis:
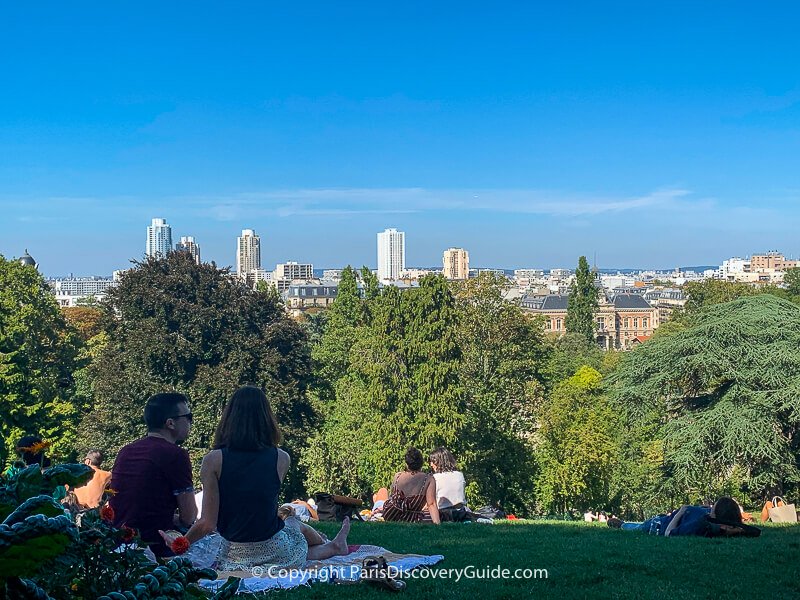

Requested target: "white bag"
[{"left": 768, "top": 496, "right": 798, "bottom": 523}]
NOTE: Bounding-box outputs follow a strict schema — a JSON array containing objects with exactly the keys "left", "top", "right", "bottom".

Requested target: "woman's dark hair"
[
  {"left": 213, "top": 386, "right": 282, "bottom": 450},
  {"left": 712, "top": 496, "right": 743, "bottom": 524},
  {"left": 144, "top": 392, "right": 189, "bottom": 430},
  {"left": 404, "top": 447, "right": 423, "bottom": 472},
  {"left": 429, "top": 447, "right": 457, "bottom": 473}
]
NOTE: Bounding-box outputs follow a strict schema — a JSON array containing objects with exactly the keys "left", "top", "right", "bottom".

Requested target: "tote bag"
[{"left": 767, "top": 496, "right": 797, "bottom": 523}]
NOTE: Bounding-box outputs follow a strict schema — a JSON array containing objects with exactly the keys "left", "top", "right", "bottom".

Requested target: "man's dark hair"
[
  {"left": 404, "top": 447, "right": 424, "bottom": 472},
  {"left": 144, "top": 392, "right": 189, "bottom": 431},
  {"left": 85, "top": 449, "right": 104, "bottom": 467}
]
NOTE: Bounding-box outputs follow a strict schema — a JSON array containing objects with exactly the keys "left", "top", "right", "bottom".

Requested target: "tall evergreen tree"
[
  {"left": 565, "top": 256, "right": 598, "bottom": 344},
  {"left": 303, "top": 275, "right": 466, "bottom": 495}
]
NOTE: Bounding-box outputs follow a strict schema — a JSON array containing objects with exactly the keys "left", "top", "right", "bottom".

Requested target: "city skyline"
[{"left": 3, "top": 3, "right": 800, "bottom": 274}]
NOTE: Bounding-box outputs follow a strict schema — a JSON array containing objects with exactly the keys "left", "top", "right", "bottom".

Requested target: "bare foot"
[{"left": 332, "top": 517, "right": 351, "bottom": 555}]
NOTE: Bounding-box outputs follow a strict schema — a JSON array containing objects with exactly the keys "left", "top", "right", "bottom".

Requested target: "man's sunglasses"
[{"left": 169, "top": 412, "right": 193, "bottom": 423}]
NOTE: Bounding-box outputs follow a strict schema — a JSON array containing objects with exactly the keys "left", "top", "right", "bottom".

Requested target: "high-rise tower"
[
  {"left": 377, "top": 228, "right": 405, "bottom": 281},
  {"left": 176, "top": 236, "right": 201, "bottom": 264},
  {"left": 443, "top": 247, "right": 469, "bottom": 280},
  {"left": 237, "top": 229, "right": 261, "bottom": 277},
  {"left": 146, "top": 218, "right": 173, "bottom": 258}
]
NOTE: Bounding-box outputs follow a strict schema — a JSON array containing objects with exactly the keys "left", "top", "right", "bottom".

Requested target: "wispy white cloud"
[{"left": 186, "top": 186, "right": 701, "bottom": 221}]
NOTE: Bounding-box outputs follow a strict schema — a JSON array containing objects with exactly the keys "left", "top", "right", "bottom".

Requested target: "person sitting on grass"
[
  {"left": 381, "top": 447, "right": 441, "bottom": 524},
  {"left": 429, "top": 447, "right": 467, "bottom": 521},
  {"left": 73, "top": 449, "right": 113, "bottom": 509},
  {"left": 608, "top": 496, "right": 760, "bottom": 537},
  {"left": 159, "top": 385, "right": 351, "bottom": 572},
  {"left": 109, "top": 392, "right": 197, "bottom": 558}
]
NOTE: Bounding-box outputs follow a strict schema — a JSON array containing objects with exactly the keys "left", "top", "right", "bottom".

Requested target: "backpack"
[{"left": 313, "top": 493, "right": 363, "bottom": 521}]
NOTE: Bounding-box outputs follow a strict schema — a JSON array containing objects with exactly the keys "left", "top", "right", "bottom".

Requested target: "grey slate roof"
[{"left": 612, "top": 294, "right": 652, "bottom": 309}]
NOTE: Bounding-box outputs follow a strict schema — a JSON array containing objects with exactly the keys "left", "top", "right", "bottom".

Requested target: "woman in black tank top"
[{"left": 160, "top": 386, "right": 352, "bottom": 571}]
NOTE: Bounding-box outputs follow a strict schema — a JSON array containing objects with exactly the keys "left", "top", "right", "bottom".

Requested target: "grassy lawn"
[{"left": 256, "top": 520, "right": 800, "bottom": 600}]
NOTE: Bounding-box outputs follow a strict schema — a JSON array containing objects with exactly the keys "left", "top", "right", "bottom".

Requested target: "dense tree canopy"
[
  {"left": 565, "top": 256, "right": 598, "bottom": 344},
  {"left": 304, "top": 274, "right": 465, "bottom": 496},
  {"left": 78, "top": 253, "right": 313, "bottom": 495},
  {"left": 0, "top": 257, "right": 81, "bottom": 466},
  {"left": 536, "top": 367, "right": 618, "bottom": 514},
  {"left": 611, "top": 294, "right": 800, "bottom": 508},
  {"left": 453, "top": 273, "right": 548, "bottom": 510}
]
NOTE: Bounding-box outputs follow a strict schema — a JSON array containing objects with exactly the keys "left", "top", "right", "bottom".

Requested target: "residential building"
[
  {"left": 522, "top": 292, "right": 659, "bottom": 350},
  {"left": 146, "top": 218, "right": 173, "bottom": 258},
  {"left": 283, "top": 282, "right": 341, "bottom": 318},
  {"left": 442, "top": 248, "right": 469, "bottom": 280},
  {"left": 273, "top": 261, "right": 314, "bottom": 281},
  {"left": 48, "top": 277, "right": 117, "bottom": 307},
  {"left": 236, "top": 229, "right": 261, "bottom": 278},
  {"left": 750, "top": 252, "right": 797, "bottom": 272},
  {"left": 377, "top": 228, "right": 405, "bottom": 281},
  {"left": 643, "top": 288, "right": 686, "bottom": 323},
  {"left": 175, "top": 236, "right": 201, "bottom": 263}
]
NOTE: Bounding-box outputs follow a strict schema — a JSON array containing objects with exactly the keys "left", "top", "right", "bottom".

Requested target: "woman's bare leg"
[
  {"left": 373, "top": 488, "right": 389, "bottom": 504},
  {"left": 305, "top": 517, "right": 351, "bottom": 561},
  {"left": 299, "top": 522, "right": 326, "bottom": 546}
]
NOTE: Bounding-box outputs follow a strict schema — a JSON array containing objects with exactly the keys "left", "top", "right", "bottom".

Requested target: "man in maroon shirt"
[{"left": 109, "top": 393, "right": 198, "bottom": 557}]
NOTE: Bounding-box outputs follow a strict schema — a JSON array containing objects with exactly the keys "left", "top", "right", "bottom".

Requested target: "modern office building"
[
  {"left": 236, "top": 229, "right": 261, "bottom": 277},
  {"left": 146, "top": 218, "right": 173, "bottom": 258},
  {"left": 442, "top": 247, "right": 469, "bottom": 280},
  {"left": 175, "top": 236, "right": 201, "bottom": 264},
  {"left": 377, "top": 228, "right": 405, "bottom": 281}
]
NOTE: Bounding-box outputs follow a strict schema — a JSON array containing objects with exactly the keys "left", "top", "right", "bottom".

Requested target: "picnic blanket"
[{"left": 186, "top": 534, "right": 444, "bottom": 593}]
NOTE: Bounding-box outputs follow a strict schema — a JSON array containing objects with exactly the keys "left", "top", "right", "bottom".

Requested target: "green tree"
[
  {"left": 303, "top": 275, "right": 466, "bottom": 495},
  {"left": 78, "top": 253, "right": 313, "bottom": 496},
  {"left": 0, "top": 256, "right": 81, "bottom": 466},
  {"left": 784, "top": 267, "right": 800, "bottom": 297},
  {"left": 610, "top": 294, "right": 800, "bottom": 509},
  {"left": 681, "top": 279, "right": 757, "bottom": 315},
  {"left": 542, "top": 332, "right": 604, "bottom": 387},
  {"left": 453, "top": 273, "right": 548, "bottom": 512},
  {"left": 565, "top": 256, "right": 598, "bottom": 344},
  {"left": 535, "top": 367, "right": 618, "bottom": 515}
]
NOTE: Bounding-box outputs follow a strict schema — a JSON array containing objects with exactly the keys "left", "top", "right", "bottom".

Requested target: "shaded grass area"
[{"left": 255, "top": 520, "right": 800, "bottom": 600}]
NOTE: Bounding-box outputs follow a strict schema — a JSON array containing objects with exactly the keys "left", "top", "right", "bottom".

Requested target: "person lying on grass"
[
  {"left": 160, "top": 385, "right": 351, "bottom": 572},
  {"left": 608, "top": 496, "right": 760, "bottom": 537}
]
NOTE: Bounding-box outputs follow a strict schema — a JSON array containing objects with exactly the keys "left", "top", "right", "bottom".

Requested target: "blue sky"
[{"left": 1, "top": 1, "right": 799, "bottom": 275}]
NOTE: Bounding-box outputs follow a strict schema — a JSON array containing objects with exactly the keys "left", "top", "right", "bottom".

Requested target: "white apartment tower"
[
  {"left": 176, "top": 236, "right": 201, "bottom": 264},
  {"left": 146, "top": 218, "right": 173, "bottom": 258},
  {"left": 443, "top": 247, "right": 469, "bottom": 280},
  {"left": 377, "top": 228, "right": 405, "bottom": 281},
  {"left": 237, "top": 229, "right": 261, "bottom": 277}
]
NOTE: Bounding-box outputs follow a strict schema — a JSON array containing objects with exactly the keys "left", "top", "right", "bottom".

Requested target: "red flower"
[
  {"left": 100, "top": 504, "right": 115, "bottom": 522},
  {"left": 170, "top": 536, "right": 190, "bottom": 555},
  {"left": 120, "top": 526, "right": 137, "bottom": 543}
]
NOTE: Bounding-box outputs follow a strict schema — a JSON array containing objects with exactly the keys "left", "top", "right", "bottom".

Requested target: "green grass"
[{"left": 252, "top": 520, "right": 800, "bottom": 600}]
